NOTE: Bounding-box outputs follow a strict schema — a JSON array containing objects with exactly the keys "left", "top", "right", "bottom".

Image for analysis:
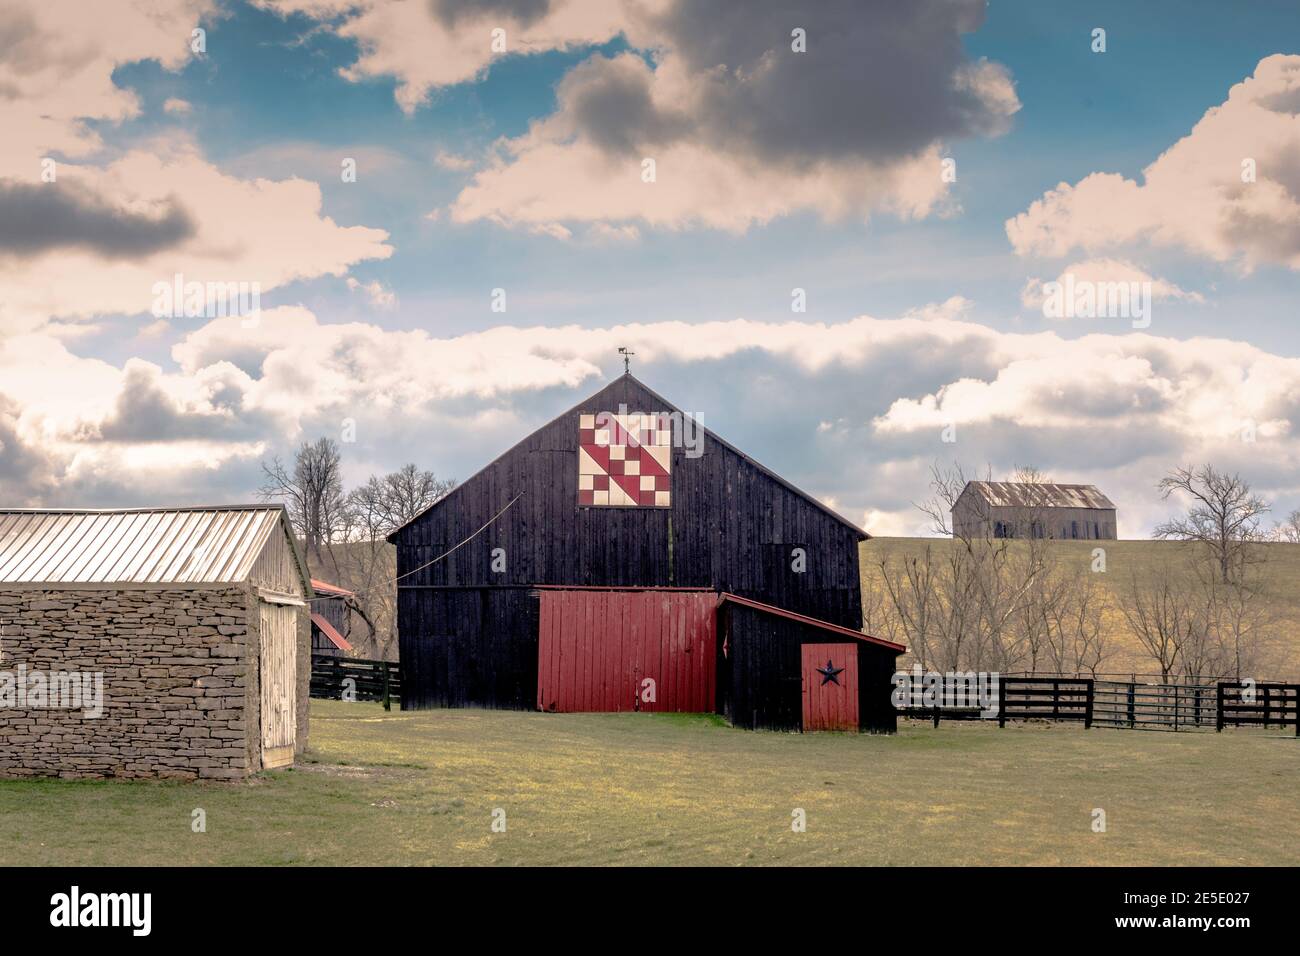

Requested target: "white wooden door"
[{"left": 259, "top": 602, "right": 298, "bottom": 768}]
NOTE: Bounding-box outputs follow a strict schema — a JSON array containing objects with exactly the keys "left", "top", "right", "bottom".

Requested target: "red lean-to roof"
[
  {"left": 717, "top": 592, "right": 905, "bottom": 653},
  {"left": 310, "top": 578, "right": 355, "bottom": 597},
  {"left": 310, "top": 612, "right": 353, "bottom": 652}
]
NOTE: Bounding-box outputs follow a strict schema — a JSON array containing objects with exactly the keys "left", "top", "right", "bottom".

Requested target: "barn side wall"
[
  {"left": 719, "top": 604, "right": 900, "bottom": 733},
  {"left": 0, "top": 586, "right": 257, "bottom": 780},
  {"left": 398, "top": 587, "right": 539, "bottom": 710},
  {"left": 954, "top": 504, "right": 1117, "bottom": 540}
]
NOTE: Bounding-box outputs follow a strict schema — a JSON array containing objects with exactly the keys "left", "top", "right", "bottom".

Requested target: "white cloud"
[
  {"left": 1020, "top": 258, "right": 1205, "bottom": 314},
  {"left": 255, "top": 0, "right": 632, "bottom": 112},
  {"left": 0, "top": 0, "right": 214, "bottom": 177},
  {"left": 0, "top": 1, "right": 392, "bottom": 337},
  {"left": 0, "top": 142, "right": 392, "bottom": 334},
  {"left": 270, "top": 0, "right": 1018, "bottom": 233},
  {"left": 346, "top": 277, "right": 398, "bottom": 309},
  {"left": 434, "top": 150, "right": 477, "bottom": 172},
  {"left": 9, "top": 302, "right": 1300, "bottom": 537},
  {"left": 1006, "top": 54, "right": 1300, "bottom": 271}
]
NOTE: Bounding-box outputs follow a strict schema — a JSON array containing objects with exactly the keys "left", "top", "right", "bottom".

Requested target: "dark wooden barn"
[{"left": 388, "top": 373, "right": 903, "bottom": 732}]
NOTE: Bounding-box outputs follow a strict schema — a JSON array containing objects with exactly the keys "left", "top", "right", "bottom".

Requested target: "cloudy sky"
[{"left": 2, "top": 0, "right": 1299, "bottom": 537}]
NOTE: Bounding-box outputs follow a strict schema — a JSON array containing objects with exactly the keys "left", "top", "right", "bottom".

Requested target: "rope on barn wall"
[{"left": 308, "top": 491, "right": 525, "bottom": 603}]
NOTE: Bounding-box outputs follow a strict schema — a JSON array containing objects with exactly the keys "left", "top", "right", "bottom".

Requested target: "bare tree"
[
  {"left": 347, "top": 464, "right": 456, "bottom": 538},
  {"left": 915, "top": 461, "right": 990, "bottom": 537},
  {"left": 879, "top": 463, "right": 1054, "bottom": 673},
  {"left": 1154, "top": 465, "right": 1270, "bottom": 583},
  {"left": 876, "top": 547, "right": 940, "bottom": 669},
  {"left": 1272, "top": 509, "right": 1300, "bottom": 543},
  {"left": 1198, "top": 567, "right": 1277, "bottom": 681},
  {"left": 1118, "top": 563, "right": 1191, "bottom": 681},
  {"left": 331, "top": 464, "right": 457, "bottom": 661},
  {"left": 259, "top": 437, "right": 348, "bottom": 568},
  {"left": 1057, "top": 574, "right": 1113, "bottom": 678}
]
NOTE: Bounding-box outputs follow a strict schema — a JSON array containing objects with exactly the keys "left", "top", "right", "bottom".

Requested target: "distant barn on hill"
[
  {"left": 388, "top": 373, "right": 904, "bottom": 733},
  {"left": 952, "top": 481, "right": 1118, "bottom": 541}
]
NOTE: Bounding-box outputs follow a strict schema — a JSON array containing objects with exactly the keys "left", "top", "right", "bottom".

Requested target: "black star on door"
[
  {"left": 816, "top": 659, "right": 844, "bottom": 685},
  {"left": 801, "top": 643, "right": 859, "bottom": 732}
]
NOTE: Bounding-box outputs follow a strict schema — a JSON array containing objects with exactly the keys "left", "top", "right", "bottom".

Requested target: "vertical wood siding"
[
  {"left": 259, "top": 602, "right": 298, "bottom": 765},
  {"left": 398, "top": 587, "right": 540, "bottom": 710},
  {"left": 801, "top": 642, "right": 859, "bottom": 732},
  {"left": 536, "top": 590, "right": 716, "bottom": 713},
  {"left": 248, "top": 522, "right": 304, "bottom": 596}
]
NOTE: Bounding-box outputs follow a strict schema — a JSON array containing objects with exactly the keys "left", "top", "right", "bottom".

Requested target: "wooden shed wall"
[
  {"left": 718, "top": 603, "right": 899, "bottom": 733},
  {"left": 248, "top": 521, "right": 305, "bottom": 596},
  {"left": 393, "top": 376, "right": 863, "bottom": 629}
]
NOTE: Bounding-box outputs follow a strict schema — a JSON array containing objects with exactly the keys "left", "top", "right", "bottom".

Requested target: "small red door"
[{"left": 801, "top": 643, "right": 858, "bottom": 732}]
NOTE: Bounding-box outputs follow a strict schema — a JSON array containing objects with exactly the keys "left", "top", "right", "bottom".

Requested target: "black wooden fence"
[
  {"left": 1217, "top": 682, "right": 1299, "bottom": 734},
  {"left": 310, "top": 654, "right": 400, "bottom": 710},
  {"left": 998, "top": 677, "right": 1092, "bottom": 727},
  {"left": 906, "top": 675, "right": 1298, "bottom": 735}
]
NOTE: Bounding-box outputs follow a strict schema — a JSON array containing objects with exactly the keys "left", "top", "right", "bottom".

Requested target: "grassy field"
[
  {"left": 862, "top": 537, "right": 1300, "bottom": 679},
  {"left": 2, "top": 699, "right": 1296, "bottom": 866}
]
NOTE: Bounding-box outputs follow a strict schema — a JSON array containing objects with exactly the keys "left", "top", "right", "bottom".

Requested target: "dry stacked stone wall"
[{"left": 0, "top": 587, "right": 254, "bottom": 780}]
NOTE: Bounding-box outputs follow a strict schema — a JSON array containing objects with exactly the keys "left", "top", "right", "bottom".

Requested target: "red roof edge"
[
  {"left": 311, "top": 578, "right": 355, "bottom": 598},
  {"left": 310, "top": 612, "right": 353, "bottom": 652},
  {"left": 532, "top": 584, "right": 714, "bottom": 593},
  {"left": 717, "top": 592, "right": 906, "bottom": 653}
]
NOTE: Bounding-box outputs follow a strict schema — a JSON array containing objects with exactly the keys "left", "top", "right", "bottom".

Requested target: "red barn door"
[
  {"left": 537, "top": 590, "right": 717, "bottom": 713},
  {"left": 801, "top": 643, "right": 859, "bottom": 732}
]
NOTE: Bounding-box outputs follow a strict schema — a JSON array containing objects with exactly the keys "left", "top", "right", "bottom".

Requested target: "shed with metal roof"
[{"left": 0, "top": 505, "right": 312, "bottom": 780}]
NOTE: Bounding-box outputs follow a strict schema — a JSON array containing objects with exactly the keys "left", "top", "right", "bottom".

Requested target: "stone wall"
[{"left": 0, "top": 586, "right": 256, "bottom": 780}]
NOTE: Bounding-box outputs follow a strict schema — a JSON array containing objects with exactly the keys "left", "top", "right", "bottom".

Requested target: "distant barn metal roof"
[
  {"left": 0, "top": 506, "right": 298, "bottom": 585},
  {"left": 960, "top": 481, "right": 1116, "bottom": 510}
]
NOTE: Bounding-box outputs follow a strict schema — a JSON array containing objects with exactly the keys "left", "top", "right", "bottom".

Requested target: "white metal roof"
[
  {"left": 0, "top": 506, "right": 294, "bottom": 585},
  {"left": 960, "top": 481, "right": 1116, "bottom": 511}
]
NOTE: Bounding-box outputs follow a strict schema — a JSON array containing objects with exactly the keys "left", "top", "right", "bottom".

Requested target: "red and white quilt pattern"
[{"left": 578, "top": 411, "right": 671, "bottom": 507}]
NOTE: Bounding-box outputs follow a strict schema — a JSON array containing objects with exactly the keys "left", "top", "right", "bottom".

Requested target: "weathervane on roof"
[{"left": 618, "top": 346, "right": 635, "bottom": 374}]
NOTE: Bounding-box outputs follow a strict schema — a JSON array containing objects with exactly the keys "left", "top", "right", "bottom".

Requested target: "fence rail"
[
  {"left": 900, "top": 675, "right": 1298, "bottom": 735},
  {"left": 310, "top": 654, "right": 400, "bottom": 709},
  {"left": 1217, "top": 682, "right": 1298, "bottom": 735},
  {"left": 1090, "top": 679, "right": 1217, "bottom": 732},
  {"left": 998, "top": 677, "right": 1092, "bottom": 727}
]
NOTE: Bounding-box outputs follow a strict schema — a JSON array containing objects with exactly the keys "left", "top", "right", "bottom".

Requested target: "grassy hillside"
[{"left": 861, "top": 538, "right": 1300, "bottom": 681}]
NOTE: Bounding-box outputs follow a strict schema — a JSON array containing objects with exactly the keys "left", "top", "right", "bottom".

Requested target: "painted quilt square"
[{"left": 579, "top": 411, "right": 671, "bottom": 507}]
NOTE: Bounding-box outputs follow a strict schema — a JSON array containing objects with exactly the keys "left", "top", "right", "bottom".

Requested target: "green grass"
[{"left": 1, "top": 700, "right": 1296, "bottom": 866}]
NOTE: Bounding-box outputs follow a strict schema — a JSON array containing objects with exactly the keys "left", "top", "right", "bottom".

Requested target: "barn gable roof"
[
  {"left": 0, "top": 505, "right": 312, "bottom": 589},
  {"left": 387, "top": 373, "right": 867, "bottom": 541},
  {"left": 957, "top": 481, "right": 1116, "bottom": 511}
]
